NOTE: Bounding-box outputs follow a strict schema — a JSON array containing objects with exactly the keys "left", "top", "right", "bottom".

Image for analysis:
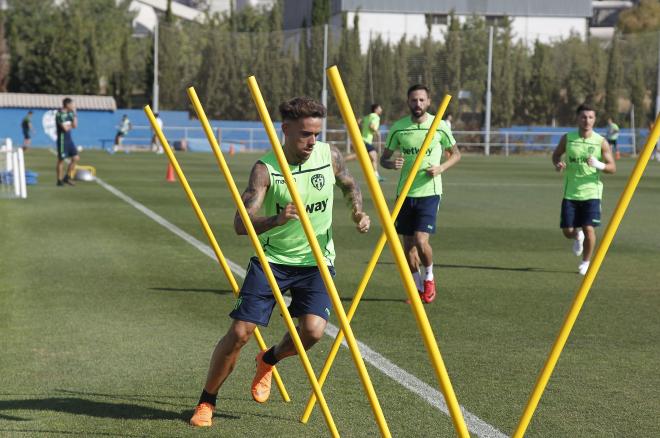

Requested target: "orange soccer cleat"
[
  {"left": 190, "top": 402, "right": 214, "bottom": 427},
  {"left": 251, "top": 350, "right": 274, "bottom": 403}
]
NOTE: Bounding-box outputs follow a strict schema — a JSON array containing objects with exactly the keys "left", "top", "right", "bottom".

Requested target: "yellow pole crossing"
[
  {"left": 185, "top": 88, "right": 339, "bottom": 438},
  {"left": 300, "top": 94, "right": 452, "bottom": 423},
  {"left": 246, "top": 76, "right": 392, "bottom": 438},
  {"left": 327, "top": 65, "right": 470, "bottom": 438},
  {"left": 512, "top": 114, "right": 660, "bottom": 437},
  {"left": 143, "top": 105, "right": 290, "bottom": 402}
]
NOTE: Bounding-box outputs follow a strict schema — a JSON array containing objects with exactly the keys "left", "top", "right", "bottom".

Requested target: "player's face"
[
  {"left": 407, "top": 90, "right": 430, "bottom": 118},
  {"left": 577, "top": 110, "right": 596, "bottom": 131},
  {"left": 282, "top": 117, "right": 323, "bottom": 163}
]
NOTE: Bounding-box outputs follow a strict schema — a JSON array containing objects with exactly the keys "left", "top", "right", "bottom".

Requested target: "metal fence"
[{"left": 121, "top": 125, "right": 647, "bottom": 156}]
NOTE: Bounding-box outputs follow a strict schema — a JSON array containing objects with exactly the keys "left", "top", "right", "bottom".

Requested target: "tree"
[
  {"left": 524, "top": 40, "right": 558, "bottom": 124},
  {"left": 491, "top": 18, "right": 514, "bottom": 127},
  {"left": 307, "top": 0, "right": 330, "bottom": 100},
  {"left": 618, "top": 0, "right": 660, "bottom": 33},
  {"left": 0, "top": 13, "right": 9, "bottom": 92},
  {"left": 460, "top": 16, "right": 488, "bottom": 118},
  {"left": 630, "top": 55, "right": 647, "bottom": 128},
  {"left": 443, "top": 12, "right": 461, "bottom": 117},
  {"left": 604, "top": 33, "right": 624, "bottom": 120},
  {"left": 334, "top": 12, "right": 364, "bottom": 116}
]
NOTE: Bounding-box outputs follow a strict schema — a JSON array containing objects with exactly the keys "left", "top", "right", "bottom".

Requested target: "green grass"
[{"left": 1, "top": 149, "right": 659, "bottom": 437}]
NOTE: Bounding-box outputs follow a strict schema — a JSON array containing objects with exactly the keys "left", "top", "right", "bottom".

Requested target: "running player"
[
  {"left": 606, "top": 117, "right": 620, "bottom": 160},
  {"left": 552, "top": 103, "right": 616, "bottom": 275},
  {"left": 380, "top": 84, "right": 461, "bottom": 303},
  {"left": 55, "top": 98, "right": 79, "bottom": 186},
  {"left": 190, "top": 96, "right": 370, "bottom": 427},
  {"left": 361, "top": 103, "right": 384, "bottom": 181}
]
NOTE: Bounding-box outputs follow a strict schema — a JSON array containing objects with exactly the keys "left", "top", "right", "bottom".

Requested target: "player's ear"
[{"left": 281, "top": 121, "right": 289, "bottom": 136}]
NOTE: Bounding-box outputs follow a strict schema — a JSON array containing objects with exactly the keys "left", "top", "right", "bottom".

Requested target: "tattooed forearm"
[
  {"left": 234, "top": 162, "right": 281, "bottom": 235},
  {"left": 331, "top": 146, "right": 364, "bottom": 219}
]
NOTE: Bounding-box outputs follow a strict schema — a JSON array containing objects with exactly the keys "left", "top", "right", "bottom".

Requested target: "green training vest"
[
  {"left": 564, "top": 131, "right": 604, "bottom": 200},
  {"left": 258, "top": 141, "right": 336, "bottom": 266}
]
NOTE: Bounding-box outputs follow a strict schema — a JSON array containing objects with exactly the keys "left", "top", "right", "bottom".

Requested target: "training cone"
[{"left": 166, "top": 163, "right": 176, "bottom": 182}]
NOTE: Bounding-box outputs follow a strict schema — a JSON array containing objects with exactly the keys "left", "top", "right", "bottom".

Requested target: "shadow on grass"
[
  {"left": 149, "top": 287, "right": 234, "bottom": 295},
  {"left": 0, "top": 428, "right": 149, "bottom": 437},
  {"left": 339, "top": 296, "right": 407, "bottom": 303},
  {"left": 376, "top": 261, "right": 572, "bottom": 274}
]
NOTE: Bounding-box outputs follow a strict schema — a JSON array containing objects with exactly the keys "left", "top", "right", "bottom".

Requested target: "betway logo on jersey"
[
  {"left": 276, "top": 199, "right": 329, "bottom": 214},
  {"left": 568, "top": 156, "right": 590, "bottom": 164},
  {"left": 401, "top": 146, "right": 432, "bottom": 156}
]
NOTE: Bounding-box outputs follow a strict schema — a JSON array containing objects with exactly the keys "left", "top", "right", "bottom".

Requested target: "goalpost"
[{"left": 0, "top": 138, "right": 27, "bottom": 199}]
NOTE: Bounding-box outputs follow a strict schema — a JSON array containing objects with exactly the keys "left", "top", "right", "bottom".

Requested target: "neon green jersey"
[
  {"left": 258, "top": 141, "right": 336, "bottom": 266},
  {"left": 361, "top": 112, "right": 380, "bottom": 144},
  {"left": 385, "top": 113, "right": 455, "bottom": 197},
  {"left": 606, "top": 122, "right": 619, "bottom": 141},
  {"left": 564, "top": 131, "right": 604, "bottom": 200}
]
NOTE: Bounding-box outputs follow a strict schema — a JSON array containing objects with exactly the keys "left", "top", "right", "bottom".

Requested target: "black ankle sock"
[
  {"left": 198, "top": 389, "right": 217, "bottom": 406},
  {"left": 262, "top": 347, "right": 278, "bottom": 366}
]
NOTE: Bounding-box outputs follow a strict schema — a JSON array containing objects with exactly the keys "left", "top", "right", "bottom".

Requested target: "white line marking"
[{"left": 94, "top": 176, "right": 507, "bottom": 438}]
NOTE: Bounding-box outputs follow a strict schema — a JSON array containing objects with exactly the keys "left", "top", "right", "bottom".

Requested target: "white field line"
[{"left": 95, "top": 176, "right": 507, "bottom": 438}]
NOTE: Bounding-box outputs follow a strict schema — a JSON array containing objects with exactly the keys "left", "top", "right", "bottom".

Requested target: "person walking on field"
[
  {"left": 21, "top": 110, "right": 34, "bottom": 150},
  {"left": 360, "top": 103, "right": 384, "bottom": 181},
  {"left": 114, "top": 114, "right": 132, "bottom": 148},
  {"left": 606, "top": 117, "right": 620, "bottom": 160},
  {"left": 380, "top": 84, "right": 461, "bottom": 303},
  {"left": 189, "top": 96, "right": 371, "bottom": 428},
  {"left": 55, "top": 98, "right": 79, "bottom": 186},
  {"left": 552, "top": 103, "right": 616, "bottom": 275}
]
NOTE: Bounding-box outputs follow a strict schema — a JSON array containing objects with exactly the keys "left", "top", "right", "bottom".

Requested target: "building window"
[
  {"left": 426, "top": 14, "right": 448, "bottom": 26},
  {"left": 485, "top": 15, "right": 506, "bottom": 27}
]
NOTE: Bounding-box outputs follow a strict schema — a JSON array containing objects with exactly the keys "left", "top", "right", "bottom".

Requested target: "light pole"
[{"left": 153, "top": 19, "right": 159, "bottom": 114}]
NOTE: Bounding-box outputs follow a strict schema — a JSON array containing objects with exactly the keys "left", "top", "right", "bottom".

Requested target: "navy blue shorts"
[
  {"left": 229, "top": 257, "right": 335, "bottom": 327},
  {"left": 395, "top": 195, "right": 441, "bottom": 235},
  {"left": 560, "top": 199, "right": 601, "bottom": 228},
  {"left": 364, "top": 142, "right": 376, "bottom": 153},
  {"left": 23, "top": 130, "right": 30, "bottom": 140},
  {"left": 56, "top": 139, "right": 78, "bottom": 160}
]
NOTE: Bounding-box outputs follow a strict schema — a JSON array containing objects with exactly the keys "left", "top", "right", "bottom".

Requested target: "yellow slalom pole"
[
  {"left": 185, "top": 88, "right": 339, "bottom": 438},
  {"left": 301, "top": 95, "right": 452, "bottom": 423},
  {"left": 247, "top": 76, "right": 392, "bottom": 438},
  {"left": 143, "top": 105, "right": 290, "bottom": 403},
  {"left": 328, "top": 66, "right": 470, "bottom": 438},
  {"left": 512, "top": 115, "right": 660, "bottom": 437},
  {"left": 145, "top": 106, "right": 290, "bottom": 401}
]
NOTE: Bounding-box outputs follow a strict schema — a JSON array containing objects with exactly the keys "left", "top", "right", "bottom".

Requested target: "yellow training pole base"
[
  {"left": 512, "top": 113, "right": 660, "bottom": 438},
  {"left": 300, "top": 95, "right": 452, "bottom": 424},
  {"left": 186, "top": 89, "right": 338, "bottom": 437},
  {"left": 327, "top": 65, "right": 470, "bottom": 438}
]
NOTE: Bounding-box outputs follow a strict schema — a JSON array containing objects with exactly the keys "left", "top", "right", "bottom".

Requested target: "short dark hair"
[
  {"left": 407, "top": 84, "right": 430, "bottom": 97},
  {"left": 63, "top": 97, "right": 73, "bottom": 107},
  {"left": 27, "top": 110, "right": 33, "bottom": 114},
  {"left": 279, "top": 97, "right": 326, "bottom": 121},
  {"left": 576, "top": 103, "right": 596, "bottom": 114},
  {"left": 370, "top": 103, "right": 381, "bottom": 112}
]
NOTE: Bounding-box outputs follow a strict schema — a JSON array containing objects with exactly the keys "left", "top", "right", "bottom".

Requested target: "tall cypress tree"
[
  {"left": 443, "top": 12, "right": 461, "bottom": 117},
  {"left": 605, "top": 33, "right": 624, "bottom": 121},
  {"left": 492, "top": 18, "right": 514, "bottom": 127}
]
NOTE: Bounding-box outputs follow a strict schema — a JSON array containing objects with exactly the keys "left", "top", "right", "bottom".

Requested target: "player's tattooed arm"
[
  {"left": 234, "top": 162, "right": 298, "bottom": 235},
  {"left": 331, "top": 146, "right": 370, "bottom": 233}
]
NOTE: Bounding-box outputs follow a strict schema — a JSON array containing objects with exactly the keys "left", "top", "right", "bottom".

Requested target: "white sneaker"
[
  {"left": 572, "top": 230, "right": 584, "bottom": 256},
  {"left": 578, "top": 261, "right": 590, "bottom": 276}
]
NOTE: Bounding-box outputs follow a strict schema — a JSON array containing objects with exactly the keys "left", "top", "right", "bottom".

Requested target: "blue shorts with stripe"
[
  {"left": 560, "top": 198, "right": 601, "bottom": 228},
  {"left": 230, "top": 257, "right": 334, "bottom": 327},
  {"left": 57, "top": 136, "right": 78, "bottom": 160},
  {"left": 394, "top": 195, "right": 441, "bottom": 235}
]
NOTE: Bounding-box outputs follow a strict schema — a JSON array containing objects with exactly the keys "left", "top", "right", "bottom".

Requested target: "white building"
[{"left": 284, "top": 0, "right": 630, "bottom": 50}]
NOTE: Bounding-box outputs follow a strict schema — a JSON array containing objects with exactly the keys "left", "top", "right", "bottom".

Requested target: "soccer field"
[{"left": 1, "top": 149, "right": 659, "bottom": 437}]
